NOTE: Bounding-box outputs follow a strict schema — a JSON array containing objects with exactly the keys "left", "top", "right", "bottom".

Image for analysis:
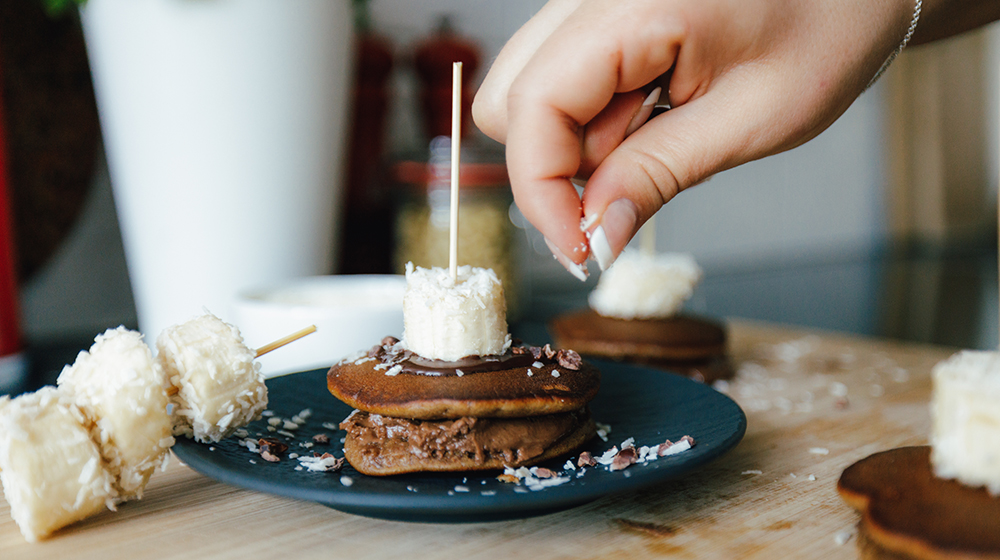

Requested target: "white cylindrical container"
[{"left": 80, "top": 0, "right": 354, "bottom": 339}]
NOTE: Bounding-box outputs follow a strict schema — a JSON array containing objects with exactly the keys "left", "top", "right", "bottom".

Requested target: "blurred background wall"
[{"left": 5, "top": 0, "right": 999, "bottom": 348}]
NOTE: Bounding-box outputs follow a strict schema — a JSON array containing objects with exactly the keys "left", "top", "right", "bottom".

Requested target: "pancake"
[
  {"left": 340, "top": 407, "right": 596, "bottom": 476},
  {"left": 838, "top": 446, "right": 1000, "bottom": 560},
  {"left": 549, "top": 309, "right": 730, "bottom": 381},
  {"left": 327, "top": 339, "right": 600, "bottom": 420}
]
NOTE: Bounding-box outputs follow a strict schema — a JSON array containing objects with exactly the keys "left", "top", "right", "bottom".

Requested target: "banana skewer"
[
  {"left": 401, "top": 263, "right": 510, "bottom": 362},
  {"left": 157, "top": 314, "right": 268, "bottom": 444},
  {"left": 0, "top": 313, "right": 314, "bottom": 541}
]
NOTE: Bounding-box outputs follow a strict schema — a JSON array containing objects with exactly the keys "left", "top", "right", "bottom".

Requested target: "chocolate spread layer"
[
  {"left": 362, "top": 336, "right": 578, "bottom": 377},
  {"left": 340, "top": 408, "right": 591, "bottom": 466},
  {"left": 400, "top": 352, "right": 535, "bottom": 376},
  {"left": 328, "top": 337, "right": 600, "bottom": 420}
]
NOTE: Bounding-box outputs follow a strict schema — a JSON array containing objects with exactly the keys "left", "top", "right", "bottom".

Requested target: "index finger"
[
  {"left": 505, "top": 0, "right": 682, "bottom": 264},
  {"left": 473, "top": 0, "right": 584, "bottom": 144}
]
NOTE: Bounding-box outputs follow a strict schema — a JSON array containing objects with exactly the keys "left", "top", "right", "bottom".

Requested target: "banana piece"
[
  {"left": 930, "top": 350, "right": 1000, "bottom": 495},
  {"left": 402, "top": 263, "right": 510, "bottom": 362},
  {"left": 158, "top": 313, "right": 267, "bottom": 443},
  {"left": 0, "top": 387, "right": 117, "bottom": 542},
  {"left": 57, "top": 327, "right": 173, "bottom": 500},
  {"left": 588, "top": 251, "right": 702, "bottom": 320}
]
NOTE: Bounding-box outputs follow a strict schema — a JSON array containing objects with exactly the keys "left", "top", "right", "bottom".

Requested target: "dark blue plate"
[{"left": 172, "top": 361, "right": 746, "bottom": 522}]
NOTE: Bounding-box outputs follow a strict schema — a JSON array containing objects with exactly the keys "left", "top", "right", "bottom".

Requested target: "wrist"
[{"left": 866, "top": 0, "right": 922, "bottom": 89}]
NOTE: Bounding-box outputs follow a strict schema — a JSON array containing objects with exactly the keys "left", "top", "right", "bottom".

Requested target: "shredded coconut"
[{"left": 834, "top": 529, "right": 854, "bottom": 546}]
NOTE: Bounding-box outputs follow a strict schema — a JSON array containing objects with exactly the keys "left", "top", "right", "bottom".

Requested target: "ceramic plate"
[{"left": 172, "top": 361, "right": 746, "bottom": 522}]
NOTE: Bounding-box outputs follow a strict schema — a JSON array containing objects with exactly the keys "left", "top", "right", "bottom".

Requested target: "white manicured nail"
[
  {"left": 545, "top": 238, "right": 589, "bottom": 281},
  {"left": 589, "top": 226, "right": 614, "bottom": 271},
  {"left": 588, "top": 199, "right": 638, "bottom": 271},
  {"left": 624, "top": 87, "right": 661, "bottom": 137}
]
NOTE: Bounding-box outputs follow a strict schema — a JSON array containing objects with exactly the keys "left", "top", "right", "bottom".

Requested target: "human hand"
[{"left": 473, "top": 0, "right": 914, "bottom": 277}]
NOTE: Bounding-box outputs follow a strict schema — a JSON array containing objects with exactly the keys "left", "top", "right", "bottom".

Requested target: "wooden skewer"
[
  {"left": 163, "top": 325, "right": 318, "bottom": 396},
  {"left": 449, "top": 61, "right": 463, "bottom": 282},
  {"left": 255, "top": 324, "right": 318, "bottom": 358}
]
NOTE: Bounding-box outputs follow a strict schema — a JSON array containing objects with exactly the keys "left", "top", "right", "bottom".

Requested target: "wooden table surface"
[{"left": 0, "top": 319, "right": 952, "bottom": 559}]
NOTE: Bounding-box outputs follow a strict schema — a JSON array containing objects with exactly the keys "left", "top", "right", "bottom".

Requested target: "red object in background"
[
  {"left": 345, "top": 31, "right": 394, "bottom": 211},
  {"left": 414, "top": 17, "right": 480, "bottom": 140},
  {"left": 337, "top": 29, "right": 396, "bottom": 275},
  {"left": 0, "top": 54, "right": 24, "bottom": 357}
]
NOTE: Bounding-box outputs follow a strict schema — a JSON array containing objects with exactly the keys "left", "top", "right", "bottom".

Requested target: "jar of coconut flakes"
[{"left": 391, "top": 137, "right": 520, "bottom": 316}]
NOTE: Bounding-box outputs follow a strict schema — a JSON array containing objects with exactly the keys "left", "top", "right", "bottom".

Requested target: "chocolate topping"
[
  {"left": 556, "top": 349, "right": 583, "bottom": 371},
  {"left": 399, "top": 352, "right": 535, "bottom": 377},
  {"left": 258, "top": 438, "right": 288, "bottom": 457},
  {"left": 359, "top": 339, "right": 574, "bottom": 378}
]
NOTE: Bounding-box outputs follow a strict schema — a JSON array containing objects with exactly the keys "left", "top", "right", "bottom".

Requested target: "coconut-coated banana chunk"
[
  {"left": 931, "top": 350, "right": 1000, "bottom": 495},
  {"left": 588, "top": 251, "right": 702, "bottom": 320},
  {"left": 0, "top": 387, "right": 117, "bottom": 542},
  {"left": 158, "top": 313, "right": 267, "bottom": 443},
  {"left": 57, "top": 327, "right": 174, "bottom": 500},
  {"left": 402, "top": 263, "right": 510, "bottom": 362}
]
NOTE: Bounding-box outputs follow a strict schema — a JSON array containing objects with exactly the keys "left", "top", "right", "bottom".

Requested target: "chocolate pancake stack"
[
  {"left": 549, "top": 250, "right": 732, "bottom": 384},
  {"left": 327, "top": 337, "right": 600, "bottom": 475},
  {"left": 549, "top": 310, "right": 731, "bottom": 383}
]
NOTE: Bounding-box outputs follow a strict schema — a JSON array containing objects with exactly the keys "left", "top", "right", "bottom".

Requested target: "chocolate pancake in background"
[
  {"left": 341, "top": 408, "right": 596, "bottom": 476},
  {"left": 838, "top": 446, "right": 1000, "bottom": 560},
  {"left": 549, "top": 309, "right": 732, "bottom": 383},
  {"left": 327, "top": 338, "right": 600, "bottom": 420}
]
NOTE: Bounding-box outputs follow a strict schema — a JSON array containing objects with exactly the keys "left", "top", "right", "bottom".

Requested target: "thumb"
[{"left": 581, "top": 69, "right": 808, "bottom": 270}]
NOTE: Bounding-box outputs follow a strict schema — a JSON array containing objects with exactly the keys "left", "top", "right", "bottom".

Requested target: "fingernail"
[
  {"left": 545, "top": 237, "right": 589, "bottom": 282},
  {"left": 624, "top": 87, "right": 661, "bottom": 137},
  {"left": 589, "top": 199, "right": 638, "bottom": 271}
]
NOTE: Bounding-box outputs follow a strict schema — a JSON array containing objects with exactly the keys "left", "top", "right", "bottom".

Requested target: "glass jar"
[{"left": 392, "top": 138, "right": 521, "bottom": 316}]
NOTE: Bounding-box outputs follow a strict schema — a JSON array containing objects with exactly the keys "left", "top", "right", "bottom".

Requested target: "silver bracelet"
[{"left": 866, "top": 0, "right": 922, "bottom": 90}]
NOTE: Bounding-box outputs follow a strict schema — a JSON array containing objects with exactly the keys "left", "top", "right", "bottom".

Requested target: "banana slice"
[
  {"left": 931, "top": 350, "right": 1000, "bottom": 495},
  {"left": 0, "top": 387, "right": 117, "bottom": 542},
  {"left": 588, "top": 251, "right": 702, "bottom": 320},
  {"left": 158, "top": 313, "right": 267, "bottom": 443},
  {"left": 402, "top": 263, "right": 510, "bottom": 361},
  {"left": 57, "top": 327, "right": 173, "bottom": 500}
]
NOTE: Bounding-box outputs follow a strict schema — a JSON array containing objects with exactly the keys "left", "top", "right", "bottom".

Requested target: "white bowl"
[{"left": 232, "top": 275, "right": 406, "bottom": 377}]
